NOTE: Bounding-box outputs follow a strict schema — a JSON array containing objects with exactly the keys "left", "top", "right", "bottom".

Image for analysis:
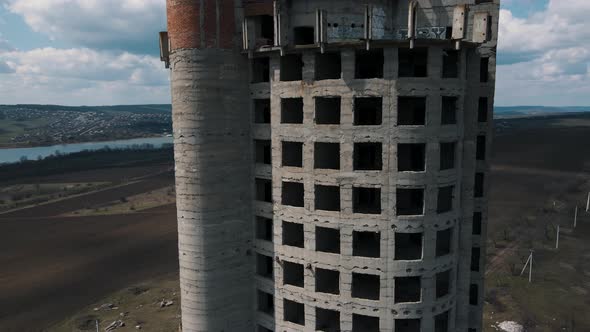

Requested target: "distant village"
[{"left": 0, "top": 105, "right": 172, "bottom": 147}]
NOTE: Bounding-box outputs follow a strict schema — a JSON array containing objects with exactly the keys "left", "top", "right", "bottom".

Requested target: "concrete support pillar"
[{"left": 167, "top": 1, "right": 254, "bottom": 331}]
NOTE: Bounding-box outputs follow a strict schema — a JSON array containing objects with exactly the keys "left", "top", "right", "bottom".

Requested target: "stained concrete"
[{"left": 167, "top": 0, "right": 499, "bottom": 331}]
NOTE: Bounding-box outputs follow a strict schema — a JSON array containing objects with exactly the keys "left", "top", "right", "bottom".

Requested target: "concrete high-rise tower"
[{"left": 162, "top": 1, "right": 499, "bottom": 331}]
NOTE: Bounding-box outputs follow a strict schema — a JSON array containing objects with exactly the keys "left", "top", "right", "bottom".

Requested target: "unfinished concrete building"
[{"left": 162, "top": 0, "right": 499, "bottom": 331}]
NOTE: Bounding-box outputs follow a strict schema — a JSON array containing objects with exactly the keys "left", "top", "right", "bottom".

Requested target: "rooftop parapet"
[{"left": 242, "top": 0, "right": 499, "bottom": 52}]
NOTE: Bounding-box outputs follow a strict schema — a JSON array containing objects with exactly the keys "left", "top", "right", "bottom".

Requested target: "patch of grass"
[
  {"left": 50, "top": 275, "right": 180, "bottom": 332},
  {"left": 65, "top": 186, "right": 176, "bottom": 216}
]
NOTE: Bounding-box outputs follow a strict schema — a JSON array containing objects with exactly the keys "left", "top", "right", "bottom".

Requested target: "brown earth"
[{"left": 0, "top": 169, "right": 177, "bottom": 332}]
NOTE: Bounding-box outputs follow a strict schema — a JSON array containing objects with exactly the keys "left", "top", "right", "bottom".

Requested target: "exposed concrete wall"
[
  {"left": 167, "top": 1, "right": 499, "bottom": 331},
  {"left": 168, "top": 0, "right": 254, "bottom": 331},
  {"left": 171, "top": 47, "right": 253, "bottom": 331}
]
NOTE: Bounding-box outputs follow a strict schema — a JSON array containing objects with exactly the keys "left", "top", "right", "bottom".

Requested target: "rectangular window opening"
[
  {"left": 316, "top": 308, "right": 340, "bottom": 332},
  {"left": 257, "top": 290, "right": 274, "bottom": 316},
  {"left": 352, "top": 273, "right": 380, "bottom": 300},
  {"left": 473, "top": 212, "right": 482, "bottom": 235},
  {"left": 394, "top": 276, "right": 421, "bottom": 303},
  {"left": 353, "top": 314, "right": 379, "bottom": 332},
  {"left": 282, "top": 141, "right": 303, "bottom": 167},
  {"left": 254, "top": 99, "right": 271, "bottom": 124},
  {"left": 354, "top": 143, "right": 383, "bottom": 170},
  {"left": 256, "top": 253, "right": 274, "bottom": 279},
  {"left": 282, "top": 181, "right": 304, "bottom": 207},
  {"left": 315, "top": 97, "right": 341, "bottom": 124},
  {"left": 252, "top": 57, "right": 270, "bottom": 83},
  {"left": 469, "top": 284, "right": 479, "bottom": 305},
  {"left": 480, "top": 57, "right": 489, "bottom": 83},
  {"left": 475, "top": 173, "right": 485, "bottom": 198},
  {"left": 435, "top": 311, "right": 449, "bottom": 332},
  {"left": 436, "top": 270, "right": 451, "bottom": 298},
  {"left": 399, "top": 48, "right": 428, "bottom": 77},
  {"left": 315, "top": 185, "right": 340, "bottom": 211},
  {"left": 353, "top": 187, "right": 381, "bottom": 214},
  {"left": 437, "top": 186, "right": 454, "bottom": 214},
  {"left": 281, "top": 98, "right": 303, "bottom": 124},
  {"left": 441, "top": 96, "right": 457, "bottom": 125},
  {"left": 395, "top": 319, "right": 421, "bottom": 332},
  {"left": 353, "top": 231, "right": 381, "bottom": 258},
  {"left": 256, "top": 216, "right": 273, "bottom": 242},
  {"left": 293, "top": 26, "right": 315, "bottom": 45},
  {"left": 398, "top": 97, "right": 426, "bottom": 126},
  {"left": 354, "top": 97, "right": 383, "bottom": 125},
  {"left": 280, "top": 54, "right": 303, "bottom": 81},
  {"left": 442, "top": 49, "right": 459, "bottom": 78},
  {"left": 315, "top": 268, "right": 340, "bottom": 294},
  {"left": 440, "top": 142, "right": 456, "bottom": 170},
  {"left": 355, "top": 49, "right": 384, "bottom": 79},
  {"left": 315, "top": 226, "right": 340, "bottom": 254},
  {"left": 476, "top": 136, "right": 486, "bottom": 161},
  {"left": 255, "top": 178, "right": 272, "bottom": 203},
  {"left": 284, "top": 299, "right": 305, "bottom": 326},
  {"left": 398, "top": 143, "right": 426, "bottom": 172},
  {"left": 436, "top": 228, "right": 452, "bottom": 257},
  {"left": 255, "top": 140, "right": 271, "bottom": 165},
  {"left": 314, "top": 142, "right": 340, "bottom": 170},
  {"left": 315, "top": 52, "right": 342, "bottom": 80},
  {"left": 395, "top": 232, "right": 423, "bottom": 260},
  {"left": 282, "top": 221, "right": 304, "bottom": 248},
  {"left": 478, "top": 97, "right": 488, "bottom": 122},
  {"left": 471, "top": 247, "right": 481, "bottom": 272},
  {"left": 283, "top": 261, "right": 304, "bottom": 287},
  {"left": 396, "top": 188, "right": 424, "bottom": 216}
]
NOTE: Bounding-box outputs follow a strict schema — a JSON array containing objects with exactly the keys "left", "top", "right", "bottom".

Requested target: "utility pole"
[
  {"left": 586, "top": 192, "right": 590, "bottom": 213},
  {"left": 574, "top": 206, "right": 578, "bottom": 228},
  {"left": 556, "top": 225, "right": 560, "bottom": 249},
  {"left": 520, "top": 250, "right": 534, "bottom": 283}
]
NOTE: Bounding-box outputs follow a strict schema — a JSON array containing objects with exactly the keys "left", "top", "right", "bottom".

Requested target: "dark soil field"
[{"left": 0, "top": 167, "right": 177, "bottom": 332}]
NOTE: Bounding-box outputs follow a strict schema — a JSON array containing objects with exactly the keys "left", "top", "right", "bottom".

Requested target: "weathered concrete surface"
[
  {"left": 171, "top": 47, "right": 253, "bottom": 331},
  {"left": 168, "top": 0, "right": 499, "bottom": 331}
]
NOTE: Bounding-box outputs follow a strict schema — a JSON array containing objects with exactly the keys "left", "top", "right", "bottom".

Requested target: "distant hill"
[
  {"left": 494, "top": 106, "right": 590, "bottom": 118},
  {"left": 3, "top": 104, "right": 590, "bottom": 118},
  {"left": 0, "top": 104, "right": 172, "bottom": 115}
]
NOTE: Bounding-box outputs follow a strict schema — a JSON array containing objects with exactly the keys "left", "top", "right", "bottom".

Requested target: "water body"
[{"left": 0, "top": 136, "right": 174, "bottom": 164}]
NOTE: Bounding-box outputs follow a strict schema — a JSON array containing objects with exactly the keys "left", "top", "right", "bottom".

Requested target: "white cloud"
[
  {"left": 5, "top": 0, "right": 165, "bottom": 54},
  {"left": 496, "top": 0, "right": 590, "bottom": 105},
  {"left": 0, "top": 47, "right": 170, "bottom": 105}
]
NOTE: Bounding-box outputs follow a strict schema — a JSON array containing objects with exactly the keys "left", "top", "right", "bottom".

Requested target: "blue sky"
[{"left": 0, "top": 0, "right": 589, "bottom": 106}]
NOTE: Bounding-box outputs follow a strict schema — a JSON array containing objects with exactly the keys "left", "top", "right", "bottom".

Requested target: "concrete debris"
[
  {"left": 94, "top": 303, "right": 115, "bottom": 311},
  {"left": 104, "top": 320, "right": 125, "bottom": 331},
  {"left": 498, "top": 321, "right": 524, "bottom": 332},
  {"left": 160, "top": 300, "right": 174, "bottom": 308}
]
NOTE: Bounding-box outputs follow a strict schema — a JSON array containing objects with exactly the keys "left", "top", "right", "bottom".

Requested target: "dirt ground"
[{"left": 0, "top": 168, "right": 178, "bottom": 332}]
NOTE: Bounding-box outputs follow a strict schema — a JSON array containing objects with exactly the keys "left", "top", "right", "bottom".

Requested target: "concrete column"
[{"left": 167, "top": 1, "right": 254, "bottom": 331}]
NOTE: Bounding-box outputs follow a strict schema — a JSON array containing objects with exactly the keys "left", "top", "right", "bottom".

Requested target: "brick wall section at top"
[{"left": 167, "top": 0, "right": 236, "bottom": 50}]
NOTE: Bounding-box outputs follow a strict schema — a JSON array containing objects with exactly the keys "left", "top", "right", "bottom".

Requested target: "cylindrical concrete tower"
[
  {"left": 167, "top": 0, "right": 253, "bottom": 331},
  {"left": 164, "top": 1, "right": 499, "bottom": 331}
]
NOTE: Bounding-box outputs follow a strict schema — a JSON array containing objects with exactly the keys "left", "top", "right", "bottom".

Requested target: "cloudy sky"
[{"left": 0, "top": 0, "right": 588, "bottom": 106}]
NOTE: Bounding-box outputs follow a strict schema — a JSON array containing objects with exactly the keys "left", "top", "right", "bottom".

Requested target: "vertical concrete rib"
[{"left": 167, "top": 1, "right": 253, "bottom": 331}]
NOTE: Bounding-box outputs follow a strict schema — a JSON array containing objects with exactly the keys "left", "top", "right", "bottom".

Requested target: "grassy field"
[
  {"left": 51, "top": 275, "right": 180, "bottom": 332},
  {"left": 0, "top": 117, "right": 52, "bottom": 145},
  {"left": 64, "top": 185, "right": 176, "bottom": 216},
  {"left": 0, "top": 182, "right": 111, "bottom": 213}
]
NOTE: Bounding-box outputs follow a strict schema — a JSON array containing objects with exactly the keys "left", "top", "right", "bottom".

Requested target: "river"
[{"left": 0, "top": 136, "right": 174, "bottom": 164}]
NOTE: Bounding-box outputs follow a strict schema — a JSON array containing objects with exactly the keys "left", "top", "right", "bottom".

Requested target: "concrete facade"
[{"left": 164, "top": 1, "right": 499, "bottom": 331}]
